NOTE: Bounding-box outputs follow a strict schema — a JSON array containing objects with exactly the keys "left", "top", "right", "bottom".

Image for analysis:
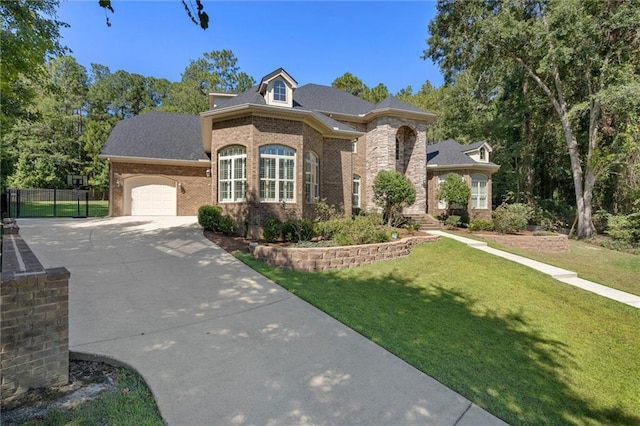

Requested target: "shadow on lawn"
[{"left": 249, "top": 261, "right": 639, "bottom": 426}]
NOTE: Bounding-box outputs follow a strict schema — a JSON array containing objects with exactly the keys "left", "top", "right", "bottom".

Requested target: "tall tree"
[
  {"left": 1, "top": 0, "right": 67, "bottom": 188},
  {"left": 332, "top": 73, "right": 390, "bottom": 104},
  {"left": 163, "top": 50, "right": 255, "bottom": 114},
  {"left": 426, "top": 0, "right": 640, "bottom": 238},
  {"left": 333, "top": 72, "right": 368, "bottom": 98},
  {"left": 0, "top": 0, "right": 67, "bottom": 133}
]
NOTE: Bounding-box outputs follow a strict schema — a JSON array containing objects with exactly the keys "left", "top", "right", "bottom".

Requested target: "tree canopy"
[
  {"left": 1, "top": 47, "right": 255, "bottom": 191},
  {"left": 332, "top": 72, "right": 390, "bottom": 104},
  {"left": 425, "top": 0, "right": 640, "bottom": 238},
  {"left": 372, "top": 171, "right": 416, "bottom": 226}
]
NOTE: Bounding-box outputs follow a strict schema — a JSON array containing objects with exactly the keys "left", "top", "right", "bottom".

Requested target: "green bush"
[
  {"left": 403, "top": 219, "right": 421, "bottom": 233},
  {"left": 263, "top": 218, "right": 282, "bottom": 242},
  {"left": 607, "top": 213, "right": 640, "bottom": 246},
  {"left": 324, "top": 214, "right": 392, "bottom": 246},
  {"left": 468, "top": 219, "right": 494, "bottom": 232},
  {"left": 437, "top": 173, "right": 470, "bottom": 216},
  {"left": 592, "top": 209, "right": 611, "bottom": 234},
  {"left": 533, "top": 198, "right": 575, "bottom": 231},
  {"left": 198, "top": 205, "right": 223, "bottom": 231},
  {"left": 282, "top": 218, "right": 315, "bottom": 243},
  {"left": 218, "top": 215, "right": 236, "bottom": 236},
  {"left": 372, "top": 170, "right": 416, "bottom": 226},
  {"left": 444, "top": 215, "right": 461, "bottom": 228},
  {"left": 493, "top": 203, "right": 534, "bottom": 234}
]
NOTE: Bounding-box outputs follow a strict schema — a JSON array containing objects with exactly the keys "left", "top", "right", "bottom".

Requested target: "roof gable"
[{"left": 427, "top": 139, "right": 498, "bottom": 169}]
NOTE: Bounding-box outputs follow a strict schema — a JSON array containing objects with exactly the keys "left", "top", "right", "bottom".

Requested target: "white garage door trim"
[{"left": 125, "top": 176, "right": 177, "bottom": 216}]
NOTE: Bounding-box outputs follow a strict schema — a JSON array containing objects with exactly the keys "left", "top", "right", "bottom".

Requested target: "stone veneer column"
[{"left": 365, "top": 117, "right": 427, "bottom": 215}]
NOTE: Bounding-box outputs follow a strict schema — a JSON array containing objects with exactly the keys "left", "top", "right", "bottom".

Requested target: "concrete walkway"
[
  {"left": 18, "top": 217, "right": 507, "bottom": 426},
  {"left": 427, "top": 230, "right": 640, "bottom": 309}
]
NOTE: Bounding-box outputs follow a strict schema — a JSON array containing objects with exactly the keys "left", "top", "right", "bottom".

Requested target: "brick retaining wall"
[
  {"left": 250, "top": 235, "right": 438, "bottom": 272},
  {"left": 475, "top": 233, "right": 569, "bottom": 253},
  {"left": 1, "top": 232, "right": 70, "bottom": 408}
]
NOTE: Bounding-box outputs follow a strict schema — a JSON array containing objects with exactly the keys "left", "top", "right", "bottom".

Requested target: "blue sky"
[{"left": 57, "top": 1, "right": 443, "bottom": 93}]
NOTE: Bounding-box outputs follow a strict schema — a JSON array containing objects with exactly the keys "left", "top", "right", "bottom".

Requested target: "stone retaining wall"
[
  {"left": 1, "top": 232, "right": 70, "bottom": 408},
  {"left": 475, "top": 233, "right": 569, "bottom": 253},
  {"left": 250, "top": 235, "right": 438, "bottom": 272}
]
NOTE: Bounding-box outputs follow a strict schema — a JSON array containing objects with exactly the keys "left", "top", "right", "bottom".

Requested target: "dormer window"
[
  {"left": 273, "top": 80, "right": 286, "bottom": 102},
  {"left": 480, "top": 147, "right": 486, "bottom": 161}
]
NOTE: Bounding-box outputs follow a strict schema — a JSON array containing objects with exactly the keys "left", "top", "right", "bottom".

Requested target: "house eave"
[
  {"left": 427, "top": 163, "right": 500, "bottom": 172},
  {"left": 200, "top": 104, "right": 363, "bottom": 153},
  {"left": 100, "top": 154, "right": 210, "bottom": 167},
  {"left": 315, "top": 108, "right": 437, "bottom": 124},
  {"left": 365, "top": 107, "right": 437, "bottom": 123}
]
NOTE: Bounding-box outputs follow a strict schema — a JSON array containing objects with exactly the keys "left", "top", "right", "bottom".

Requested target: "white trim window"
[
  {"left": 352, "top": 174, "right": 361, "bottom": 209},
  {"left": 218, "top": 145, "right": 246, "bottom": 202},
  {"left": 260, "top": 145, "right": 295, "bottom": 202},
  {"left": 305, "top": 151, "right": 320, "bottom": 203},
  {"left": 479, "top": 147, "right": 486, "bottom": 161},
  {"left": 471, "top": 173, "right": 488, "bottom": 209},
  {"left": 273, "top": 80, "right": 286, "bottom": 102}
]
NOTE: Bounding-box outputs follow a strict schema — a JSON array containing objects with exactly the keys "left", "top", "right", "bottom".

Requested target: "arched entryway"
[{"left": 395, "top": 126, "right": 417, "bottom": 175}]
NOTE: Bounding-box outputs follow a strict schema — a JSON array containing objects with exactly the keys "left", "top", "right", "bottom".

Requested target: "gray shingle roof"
[
  {"left": 463, "top": 141, "right": 487, "bottom": 151},
  {"left": 101, "top": 111, "right": 208, "bottom": 161},
  {"left": 374, "top": 95, "right": 433, "bottom": 115},
  {"left": 427, "top": 139, "right": 497, "bottom": 167},
  {"left": 292, "top": 84, "right": 376, "bottom": 115},
  {"left": 214, "top": 85, "right": 265, "bottom": 109}
]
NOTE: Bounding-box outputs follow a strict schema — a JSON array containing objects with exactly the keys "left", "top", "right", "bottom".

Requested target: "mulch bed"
[{"left": 203, "top": 230, "right": 252, "bottom": 254}]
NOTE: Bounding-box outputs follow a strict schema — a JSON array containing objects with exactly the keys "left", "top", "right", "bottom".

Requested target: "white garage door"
[{"left": 130, "top": 179, "right": 177, "bottom": 216}]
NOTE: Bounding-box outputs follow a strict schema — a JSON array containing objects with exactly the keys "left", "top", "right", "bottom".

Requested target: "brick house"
[
  {"left": 426, "top": 139, "right": 500, "bottom": 220},
  {"left": 101, "top": 68, "right": 498, "bottom": 236}
]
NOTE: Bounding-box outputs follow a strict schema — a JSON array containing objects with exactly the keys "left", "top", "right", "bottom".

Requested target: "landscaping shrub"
[
  {"left": 468, "top": 219, "right": 494, "bottom": 232},
  {"left": 327, "top": 214, "right": 391, "bottom": 246},
  {"left": 314, "top": 218, "right": 344, "bottom": 241},
  {"left": 533, "top": 198, "right": 575, "bottom": 231},
  {"left": 218, "top": 214, "right": 236, "bottom": 236},
  {"left": 437, "top": 173, "right": 470, "bottom": 217},
  {"left": 444, "top": 215, "right": 461, "bottom": 229},
  {"left": 592, "top": 209, "right": 611, "bottom": 234},
  {"left": 263, "top": 218, "right": 282, "bottom": 242},
  {"left": 372, "top": 170, "right": 416, "bottom": 227},
  {"left": 282, "top": 218, "right": 314, "bottom": 243},
  {"left": 493, "top": 203, "right": 534, "bottom": 234},
  {"left": 198, "top": 205, "right": 223, "bottom": 231},
  {"left": 607, "top": 213, "right": 640, "bottom": 247},
  {"left": 403, "top": 219, "right": 421, "bottom": 233}
]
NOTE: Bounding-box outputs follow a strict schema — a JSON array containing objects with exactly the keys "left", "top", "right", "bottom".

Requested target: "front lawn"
[
  {"left": 459, "top": 233, "right": 640, "bottom": 296},
  {"left": 238, "top": 238, "right": 640, "bottom": 425}
]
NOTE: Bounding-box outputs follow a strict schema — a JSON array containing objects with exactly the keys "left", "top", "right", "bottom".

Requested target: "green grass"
[
  {"left": 237, "top": 238, "right": 640, "bottom": 425},
  {"left": 459, "top": 233, "right": 640, "bottom": 296},
  {"left": 11, "top": 201, "right": 109, "bottom": 218},
  {"left": 24, "top": 365, "right": 164, "bottom": 426}
]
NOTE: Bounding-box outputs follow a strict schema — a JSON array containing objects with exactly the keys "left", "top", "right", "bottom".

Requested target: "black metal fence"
[{"left": 4, "top": 189, "right": 109, "bottom": 218}]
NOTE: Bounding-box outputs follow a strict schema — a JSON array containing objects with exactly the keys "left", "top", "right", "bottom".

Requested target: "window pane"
[{"left": 235, "top": 181, "right": 246, "bottom": 201}]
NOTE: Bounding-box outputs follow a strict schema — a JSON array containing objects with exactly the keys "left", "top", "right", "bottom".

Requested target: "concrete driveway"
[{"left": 18, "top": 217, "right": 506, "bottom": 425}]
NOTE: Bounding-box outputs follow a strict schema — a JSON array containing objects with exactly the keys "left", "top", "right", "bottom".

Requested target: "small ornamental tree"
[
  {"left": 437, "top": 173, "right": 470, "bottom": 217},
  {"left": 372, "top": 170, "right": 416, "bottom": 226}
]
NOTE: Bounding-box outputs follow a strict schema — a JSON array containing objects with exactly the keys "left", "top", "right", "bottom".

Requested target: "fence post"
[
  {"left": 85, "top": 192, "right": 89, "bottom": 217},
  {"left": 4, "top": 189, "right": 9, "bottom": 218},
  {"left": 53, "top": 188, "right": 57, "bottom": 217},
  {"left": 16, "top": 189, "right": 20, "bottom": 218}
]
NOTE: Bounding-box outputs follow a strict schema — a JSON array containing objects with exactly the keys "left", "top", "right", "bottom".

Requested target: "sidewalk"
[{"left": 427, "top": 230, "right": 640, "bottom": 309}]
